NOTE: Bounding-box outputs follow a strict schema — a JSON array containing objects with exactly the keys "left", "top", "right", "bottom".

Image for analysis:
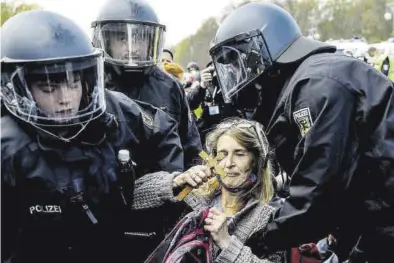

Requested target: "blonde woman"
[{"left": 133, "top": 118, "right": 284, "bottom": 262}]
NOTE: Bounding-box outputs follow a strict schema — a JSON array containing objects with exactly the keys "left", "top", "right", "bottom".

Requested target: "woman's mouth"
[{"left": 225, "top": 172, "right": 239, "bottom": 177}]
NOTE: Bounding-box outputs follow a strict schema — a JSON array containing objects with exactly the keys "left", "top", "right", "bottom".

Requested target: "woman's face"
[{"left": 216, "top": 134, "right": 254, "bottom": 188}]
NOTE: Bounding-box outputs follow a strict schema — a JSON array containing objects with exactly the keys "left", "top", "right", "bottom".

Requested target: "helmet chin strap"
[
  {"left": 4, "top": 96, "right": 92, "bottom": 143},
  {"left": 216, "top": 173, "right": 258, "bottom": 194},
  {"left": 32, "top": 121, "right": 91, "bottom": 143}
]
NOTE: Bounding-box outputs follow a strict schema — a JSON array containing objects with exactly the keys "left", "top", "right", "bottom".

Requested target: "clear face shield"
[
  {"left": 93, "top": 22, "right": 165, "bottom": 68},
  {"left": 210, "top": 31, "right": 273, "bottom": 103},
  {"left": 1, "top": 51, "right": 106, "bottom": 132}
]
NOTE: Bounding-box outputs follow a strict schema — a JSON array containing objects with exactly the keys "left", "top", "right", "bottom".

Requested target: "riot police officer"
[
  {"left": 91, "top": 0, "right": 202, "bottom": 169},
  {"left": 1, "top": 10, "right": 184, "bottom": 263},
  {"left": 209, "top": 2, "right": 394, "bottom": 262}
]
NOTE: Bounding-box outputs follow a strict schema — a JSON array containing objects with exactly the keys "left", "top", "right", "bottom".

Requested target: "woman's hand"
[
  {"left": 172, "top": 165, "right": 213, "bottom": 189},
  {"left": 204, "top": 207, "right": 230, "bottom": 249}
]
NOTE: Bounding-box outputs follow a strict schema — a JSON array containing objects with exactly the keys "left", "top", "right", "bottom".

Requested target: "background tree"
[
  {"left": 1, "top": 1, "right": 41, "bottom": 26},
  {"left": 173, "top": 17, "right": 218, "bottom": 69},
  {"left": 173, "top": 0, "right": 394, "bottom": 68}
]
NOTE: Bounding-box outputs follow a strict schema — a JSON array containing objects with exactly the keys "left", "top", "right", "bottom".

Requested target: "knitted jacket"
[{"left": 132, "top": 171, "right": 285, "bottom": 263}]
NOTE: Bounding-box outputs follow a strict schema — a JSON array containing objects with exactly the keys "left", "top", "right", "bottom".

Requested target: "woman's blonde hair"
[{"left": 193, "top": 118, "right": 275, "bottom": 205}]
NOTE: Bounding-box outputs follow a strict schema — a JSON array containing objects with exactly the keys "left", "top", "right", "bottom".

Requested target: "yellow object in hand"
[{"left": 176, "top": 151, "right": 225, "bottom": 201}]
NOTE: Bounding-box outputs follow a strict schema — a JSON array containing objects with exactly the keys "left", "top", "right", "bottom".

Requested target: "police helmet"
[
  {"left": 1, "top": 10, "right": 106, "bottom": 141},
  {"left": 92, "top": 0, "right": 166, "bottom": 69},
  {"left": 209, "top": 2, "right": 335, "bottom": 102}
]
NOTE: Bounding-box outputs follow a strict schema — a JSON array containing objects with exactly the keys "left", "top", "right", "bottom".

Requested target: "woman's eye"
[{"left": 216, "top": 152, "right": 226, "bottom": 161}]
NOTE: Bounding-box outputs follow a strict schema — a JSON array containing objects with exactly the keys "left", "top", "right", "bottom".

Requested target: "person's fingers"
[
  {"left": 201, "top": 74, "right": 212, "bottom": 80},
  {"left": 184, "top": 173, "right": 197, "bottom": 187},
  {"left": 209, "top": 207, "right": 222, "bottom": 215},
  {"left": 196, "top": 170, "right": 209, "bottom": 182},
  {"left": 204, "top": 218, "right": 213, "bottom": 225},
  {"left": 204, "top": 224, "right": 214, "bottom": 232},
  {"left": 204, "top": 166, "right": 214, "bottom": 178},
  {"left": 193, "top": 173, "right": 203, "bottom": 184}
]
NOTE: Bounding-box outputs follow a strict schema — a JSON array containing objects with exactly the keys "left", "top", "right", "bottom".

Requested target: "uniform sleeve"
[
  {"left": 132, "top": 171, "right": 181, "bottom": 210},
  {"left": 132, "top": 171, "right": 209, "bottom": 211},
  {"left": 186, "top": 84, "right": 206, "bottom": 110},
  {"left": 151, "top": 108, "right": 185, "bottom": 172},
  {"left": 177, "top": 83, "right": 203, "bottom": 169},
  {"left": 248, "top": 76, "right": 357, "bottom": 253}
]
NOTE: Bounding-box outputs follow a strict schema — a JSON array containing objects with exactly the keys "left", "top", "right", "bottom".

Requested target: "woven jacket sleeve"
[
  {"left": 215, "top": 204, "right": 285, "bottom": 263},
  {"left": 132, "top": 171, "right": 209, "bottom": 211},
  {"left": 132, "top": 171, "right": 181, "bottom": 210}
]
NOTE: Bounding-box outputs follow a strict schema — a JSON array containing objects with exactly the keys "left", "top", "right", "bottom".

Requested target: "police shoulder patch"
[
  {"left": 141, "top": 111, "right": 154, "bottom": 129},
  {"left": 293, "top": 107, "right": 313, "bottom": 137},
  {"left": 134, "top": 101, "right": 155, "bottom": 129}
]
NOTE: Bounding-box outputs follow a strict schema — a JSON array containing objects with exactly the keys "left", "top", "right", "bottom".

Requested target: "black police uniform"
[
  {"left": 2, "top": 90, "right": 184, "bottom": 263},
  {"left": 91, "top": 0, "right": 202, "bottom": 169},
  {"left": 106, "top": 66, "right": 203, "bottom": 168},
  {"left": 209, "top": 3, "right": 394, "bottom": 262},
  {"left": 250, "top": 53, "right": 394, "bottom": 262},
  {"left": 1, "top": 9, "right": 185, "bottom": 262}
]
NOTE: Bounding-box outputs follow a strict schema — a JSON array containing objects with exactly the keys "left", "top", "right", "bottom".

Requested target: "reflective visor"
[
  {"left": 1, "top": 52, "right": 105, "bottom": 126},
  {"left": 94, "top": 22, "right": 165, "bottom": 67},
  {"left": 210, "top": 31, "right": 272, "bottom": 101}
]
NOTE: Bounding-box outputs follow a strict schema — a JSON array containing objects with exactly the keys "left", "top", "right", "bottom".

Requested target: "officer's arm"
[
  {"left": 248, "top": 76, "right": 356, "bottom": 253},
  {"left": 177, "top": 85, "right": 203, "bottom": 169},
  {"left": 186, "top": 84, "right": 206, "bottom": 110},
  {"left": 150, "top": 109, "right": 185, "bottom": 173}
]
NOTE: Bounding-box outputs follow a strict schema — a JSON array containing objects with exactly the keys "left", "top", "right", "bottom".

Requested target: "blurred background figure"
[{"left": 161, "top": 48, "right": 174, "bottom": 63}]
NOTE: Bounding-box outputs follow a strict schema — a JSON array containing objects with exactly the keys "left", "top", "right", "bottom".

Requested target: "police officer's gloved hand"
[{"left": 200, "top": 66, "right": 215, "bottom": 89}]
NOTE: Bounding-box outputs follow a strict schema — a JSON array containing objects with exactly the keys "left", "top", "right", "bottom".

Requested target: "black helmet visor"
[{"left": 210, "top": 30, "right": 272, "bottom": 102}]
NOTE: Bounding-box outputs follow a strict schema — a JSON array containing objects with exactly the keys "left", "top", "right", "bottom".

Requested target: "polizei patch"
[{"left": 293, "top": 107, "right": 313, "bottom": 137}]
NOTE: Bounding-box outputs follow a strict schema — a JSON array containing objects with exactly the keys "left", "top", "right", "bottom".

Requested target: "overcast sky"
[{"left": 20, "top": 0, "right": 235, "bottom": 46}]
